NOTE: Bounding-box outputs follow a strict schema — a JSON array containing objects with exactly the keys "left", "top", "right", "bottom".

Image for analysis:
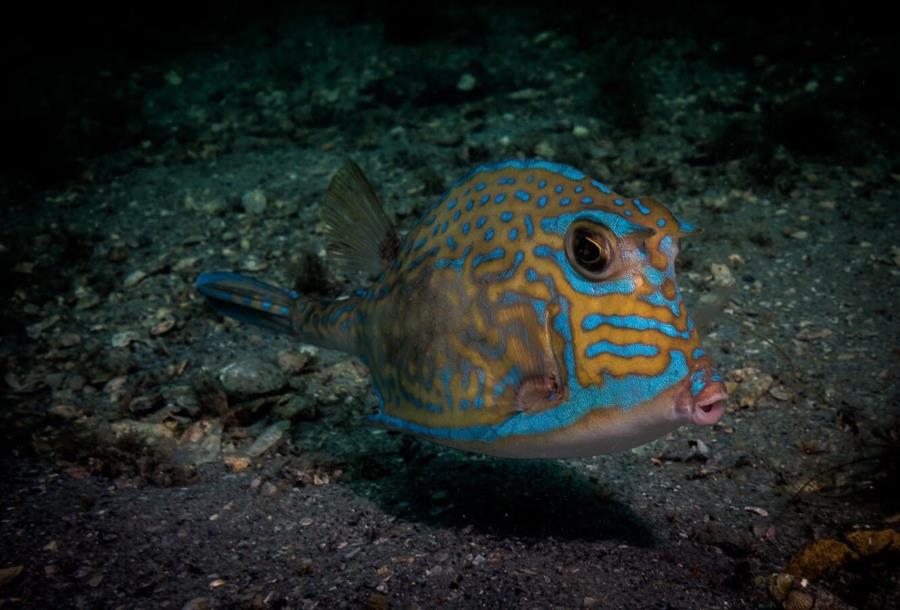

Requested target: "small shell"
[
  {"left": 784, "top": 590, "right": 814, "bottom": 610},
  {"left": 768, "top": 572, "right": 795, "bottom": 602}
]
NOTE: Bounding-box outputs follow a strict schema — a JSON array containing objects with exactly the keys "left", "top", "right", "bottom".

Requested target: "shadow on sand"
[{"left": 343, "top": 439, "right": 654, "bottom": 544}]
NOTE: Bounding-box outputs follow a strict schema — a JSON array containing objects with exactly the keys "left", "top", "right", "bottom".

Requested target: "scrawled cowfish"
[{"left": 196, "top": 159, "right": 727, "bottom": 458}]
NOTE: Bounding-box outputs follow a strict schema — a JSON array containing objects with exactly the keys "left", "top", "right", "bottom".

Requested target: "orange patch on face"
[{"left": 662, "top": 279, "right": 677, "bottom": 301}]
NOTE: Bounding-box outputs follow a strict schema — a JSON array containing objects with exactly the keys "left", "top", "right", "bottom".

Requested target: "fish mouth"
[
  {"left": 673, "top": 372, "right": 728, "bottom": 426},
  {"left": 691, "top": 382, "right": 727, "bottom": 426}
]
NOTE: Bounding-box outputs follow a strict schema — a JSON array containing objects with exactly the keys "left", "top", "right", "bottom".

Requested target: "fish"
[{"left": 196, "top": 159, "right": 727, "bottom": 458}]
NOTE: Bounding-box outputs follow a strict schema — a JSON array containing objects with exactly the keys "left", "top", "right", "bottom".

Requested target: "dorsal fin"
[{"left": 321, "top": 160, "right": 400, "bottom": 277}]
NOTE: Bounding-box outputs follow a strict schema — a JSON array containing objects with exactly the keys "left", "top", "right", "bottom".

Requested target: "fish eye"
[{"left": 565, "top": 223, "right": 614, "bottom": 280}]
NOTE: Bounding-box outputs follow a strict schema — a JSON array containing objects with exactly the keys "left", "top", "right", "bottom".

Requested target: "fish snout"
[
  {"left": 674, "top": 365, "right": 727, "bottom": 426},
  {"left": 691, "top": 378, "right": 727, "bottom": 425}
]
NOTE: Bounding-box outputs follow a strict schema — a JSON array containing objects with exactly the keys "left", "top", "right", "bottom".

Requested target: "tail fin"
[{"left": 195, "top": 271, "right": 297, "bottom": 334}]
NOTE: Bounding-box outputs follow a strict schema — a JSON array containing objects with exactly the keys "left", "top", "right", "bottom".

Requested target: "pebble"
[
  {"left": 150, "top": 319, "right": 176, "bottom": 336},
  {"left": 218, "top": 359, "right": 286, "bottom": 396},
  {"left": 727, "top": 367, "right": 774, "bottom": 408},
  {"left": 110, "top": 420, "right": 175, "bottom": 447},
  {"left": 244, "top": 420, "right": 291, "bottom": 458},
  {"left": 181, "top": 597, "right": 212, "bottom": 610},
  {"left": 164, "top": 70, "right": 182, "bottom": 86},
  {"left": 240, "top": 256, "right": 269, "bottom": 272},
  {"left": 176, "top": 419, "right": 223, "bottom": 465},
  {"left": 572, "top": 125, "right": 589, "bottom": 138},
  {"left": 48, "top": 404, "right": 78, "bottom": 420},
  {"left": 272, "top": 395, "right": 319, "bottom": 422},
  {"left": 508, "top": 88, "right": 543, "bottom": 100},
  {"left": 795, "top": 327, "right": 832, "bottom": 342},
  {"left": 124, "top": 270, "right": 147, "bottom": 288},
  {"left": 534, "top": 140, "right": 556, "bottom": 158},
  {"left": 111, "top": 331, "right": 141, "bottom": 348},
  {"left": 75, "top": 290, "right": 101, "bottom": 310},
  {"left": 242, "top": 189, "right": 267, "bottom": 215},
  {"left": 223, "top": 455, "right": 251, "bottom": 472},
  {"left": 710, "top": 263, "right": 735, "bottom": 287},
  {"left": 173, "top": 257, "right": 199, "bottom": 273},
  {"left": 0, "top": 565, "right": 23, "bottom": 588},
  {"left": 56, "top": 332, "right": 82, "bottom": 348},
  {"left": 768, "top": 385, "right": 793, "bottom": 401},
  {"left": 277, "top": 349, "right": 312, "bottom": 374},
  {"left": 26, "top": 315, "right": 60, "bottom": 339},
  {"left": 106, "top": 244, "right": 129, "bottom": 262},
  {"left": 456, "top": 73, "right": 476, "bottom": 91}
]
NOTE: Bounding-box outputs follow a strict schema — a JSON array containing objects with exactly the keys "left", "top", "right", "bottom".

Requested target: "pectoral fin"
[{"left": 499, "top": 300, "right": 565, "bottom": 413}]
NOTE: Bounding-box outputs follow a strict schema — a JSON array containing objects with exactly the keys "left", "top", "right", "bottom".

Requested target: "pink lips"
[{"left": 691, "top": 381, "right": 728, "bottom": 425}]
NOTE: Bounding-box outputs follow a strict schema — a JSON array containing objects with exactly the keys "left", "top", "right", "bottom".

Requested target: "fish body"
[{"left": 197, "top": 159, "right": 727, "bottom": 458}]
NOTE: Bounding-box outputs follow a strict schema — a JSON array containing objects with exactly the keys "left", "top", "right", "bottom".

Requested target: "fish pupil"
[{"left": 572, "top": 228, "right": 609, "bottom": 273}]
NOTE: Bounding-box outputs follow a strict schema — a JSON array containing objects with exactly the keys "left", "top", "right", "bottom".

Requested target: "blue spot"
[
  {"left": 432, "top": 225, "right": 439, "bottom": 236},
  {"left": 656, "top": 218, "right": 666, "bottom": 227},
  {"left": 406, "top": 246, "right": 440, "bottom": 272},
  {"left": 555, "top": 185, "right": 564, "bottom": 193},
  {"left": 498, "top": 176, "right": 516, "bottom": 185},
  {"left": 624, "top": 209, "right": 633, "bottom": 216},
  {"left": 279, "top": 306, "right": 289, "bottom": 315},
  {"left": 413, "top": 238, "right": 427, "bottom": 251},
  {"left": 440, "top": 368, "right": 455, "bottom": 408},
  {"left": 690, "top": 370, "right": 706, "bottom": 397},
  {"left": 466, "top": 200, "right": 474, "bottom": 211},
  {"left": 262, "top": 301, "right": 272, "bottom": 310},
  {"left": 485, "top": 228, "right": 495, "bottom": 241},
  {"left": 485, "top": 250, "right": 524, "bottom": 280},
  {"left": 508, "top": 228, "right": 519, "bottom": 240},
  {"left": 440, "top": 221, "right": 448, "bottom": 233},
  {"left": 447, "top": 198, "right": 457, "bottom": 210},
  {"left": 575, "top": 185, "right": 584, "bottom": 193},
  {"left": 447, "top": 236, "right": 458, "bottom": 251},
  {"left": 538, "top": 195, "right": 549, "bottom": 208},
  {"left": 453, "top": 209, "right": 461, "bottom": 221},
  {"left": 524, "top": 215, "right": 534, "bottom": 237},
  {"left": 581, "top": 196, "right": 593, "bottom": 204},
  {"left": 495, "top": 193, "right": 507, "bottom": 204},
  {"left": 514, "top": 190, "right": 531, "bottom": 202},
  {"left": 476, "top": 216, "right": 487, "bottom": 228},
  {"left": 476, "top": 182, "right": 487, "bottom": 191},
  {"left": 614, "top": 199, "right": 625, "bottom": 206},
  {"left": 492, "top": 366, "right": 522, "bottom": 396},
  {"left": 633, "top": 199, "right": 651, "bottom": 215},
  {"left": 434, "top": 245, "right": 472, "bottom": 273},
  {"left": 472, "top": 247, "right": 505, "bottom": 269},
  {"left": 526, "top": 268, "right": 538, "bottom": 281},
  {"left": 500, "top": 211, "right": 513, "bottom": 222},
  {"left": 526, "top": 175, "right": 534, "bottom": 183},
  {"left": 591, "top": 179, "right": 613, "bottom": 194},
  {"left": 462, "top": 222, "right": 471, "bottom": 235},
  {"left": 678, "top": 217, "right": 698, "bottom": 233},
  {"left": 560, "top": 197, "right": 571, "bottom": 206},
  {"left": 538, "top": 180, "right": 547, "bottom": 188},
  {"left": 692, "top": 348, "right": 705, "bottom": 359},
  {"left": 585, "top": 341, "right": 659, "bottom": 359},
  {"left": 480, "top": 194, "right": 490, "bottom": 205}
]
